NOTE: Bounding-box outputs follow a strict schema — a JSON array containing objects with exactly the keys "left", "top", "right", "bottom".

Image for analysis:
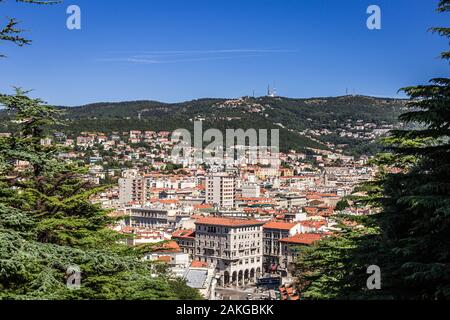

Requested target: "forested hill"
[
  {"left": 56, "top": 96, "right": 404, "bottom": 122},
  {"left": 0, "top": 95, "right": 407, "bottom": 155}
]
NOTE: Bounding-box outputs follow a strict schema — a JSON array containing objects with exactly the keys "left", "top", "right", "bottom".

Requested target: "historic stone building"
[
  {"left": 262, "top": 221, "right": 302, "bottom": 273},
  {"left": 194, "top": 217, "right": 264, "bottom": 287},
  {"left": 171, "top": 229, "right": 196, "bottom": 259},
  {"left": 124, "top": 207, "right": 187, "bottom": 229}
]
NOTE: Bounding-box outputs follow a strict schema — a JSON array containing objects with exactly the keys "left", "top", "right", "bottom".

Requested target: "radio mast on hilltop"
[{"left": 267, "top": 84, "right": 277, "bottom": 97}]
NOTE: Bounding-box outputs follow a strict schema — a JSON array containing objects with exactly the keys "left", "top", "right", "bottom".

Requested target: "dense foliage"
[
  {"left": 295, "top": 0, "right": 450, "bottom": 300},
  {"left": 0, "top": 89, "right": 202, "bottom": 300},
  {"left": 1, "top": 0, "right": 201, "bottom": 300}
]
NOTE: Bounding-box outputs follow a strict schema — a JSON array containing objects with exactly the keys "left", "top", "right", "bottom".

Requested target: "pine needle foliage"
[
  {"left": 0, "top": 90, "right": 202, "bottom": 300},
  {"left": 295, "top": 1, "right": 450, "bottom": 300}
]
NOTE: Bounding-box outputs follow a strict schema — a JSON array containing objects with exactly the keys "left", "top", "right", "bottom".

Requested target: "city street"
[{"left": 215, "top": 286, "right": 274, "bottom": 300}]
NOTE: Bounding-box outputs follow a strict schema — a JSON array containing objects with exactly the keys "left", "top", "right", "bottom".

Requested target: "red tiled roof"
[
  {"left": 195, "top": 217, "right": 264, "bottom": 227},
  {"left": 152, "top": 241, "right": 181, "bottom": 253},
  {"left": 300, "top": 220, "right": 327, "bottom": 229},
  {"left": 279, "top": 233, "right": 324, "bottom": 245},
  {"left": 152, "top": 199, "right": 179, "bottom": 204},
  {"left": 172, "top": 229, "right": 195, "bottom": 239},
  {"left": 306, "top": 192, "right": 337, "bottom": 198},
  {"left": 263, "top": 221, "right": 298, "bottom": 230},
  {"left": 193, "top": 204, "right": 213, "bottom": 210},
  {"left": 190, "top": 215, "right": 205, "bottom": 220},
  {"left": 304, "top": 206, "right": 334, "bottom": 217},
  {"left": 191, "top": 261, "right": 209, "bottom": 268},
  {"left": 157, "top": 256, "right": 172, "bottom": 263}
]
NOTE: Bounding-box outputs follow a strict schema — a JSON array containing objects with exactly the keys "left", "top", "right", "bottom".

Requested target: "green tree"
[
  {"left": 335, "top": 199, "right": 350, "bottom": 211},
  {"left": 295, "top": 214, "right": 383, "bottom": 299},
  {"left": 0, "top": 89, "right": 201, "bottom": 299},
  {"left": 0, "top": 0, "right": 60, "bottom": 57},
  {"left": 295, "top": 0, "right": 450, "bottom": 300}
]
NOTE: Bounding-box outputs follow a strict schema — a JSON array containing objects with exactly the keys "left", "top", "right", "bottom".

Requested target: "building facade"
[
  {"left": 119, "top": 173, "right": 198, "bottom": 205},
  {"left": 262, "top": 221, "right": 302, "bottom": 273},
  {"left": 194, "top": 217, "right": 264, "bottom": 287},
  {"left": 205, "top": 173, "right": 235, "bottom": 209},
  {"left": 118, "top": 176, "right": 144, "bottom": 205},
  {"left": 125, "top": 207, "right": 173, "bottom": 228},
  {"left": 172, "top": 229, "right": 196, "bottom": 259},
  {"left": 241, "top": 183, "right": 261, "bottom": 198}
]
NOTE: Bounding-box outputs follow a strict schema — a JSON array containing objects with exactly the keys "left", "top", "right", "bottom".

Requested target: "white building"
[
  {"left": 118, "top": 176, "right": 143, "bottom": 205},
  {"left": 194, "top": 217, "right": 264, "bottom": 287},
  {"left": 206, "top": 173, "right": 235, "bottom": 209},
  {"left": 241, "top": 183, "right": 260, "bottom": 198}
]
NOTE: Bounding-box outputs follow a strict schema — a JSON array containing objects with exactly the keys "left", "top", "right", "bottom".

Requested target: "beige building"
[
  {"left": 241, "top": 183, "right": 261, "bottom": 198},
  {"left": 118, "top": 176, "right": 144, "bottom": 204},
  {"left": 205, "top": 173, "right": 235, "bottom": 208},
  {"left": 172, "top": 229, "right": 196, "bottom": 259},
  {"left": 262, "top": 221, "right": 302, "bottom": 273},
  {"left": 118, "top": 174, "right": 198, "bottom": 206},
  {"left": 194, "top": 217, "right": 264, "bottom": 287},
  {"left": 125, "top": 207, "right": 174, "bottom": 229}
]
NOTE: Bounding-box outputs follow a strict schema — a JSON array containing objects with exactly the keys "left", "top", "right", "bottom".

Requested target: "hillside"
[{"left": 0, "top": 95, "right": 407, "bottom": 155}]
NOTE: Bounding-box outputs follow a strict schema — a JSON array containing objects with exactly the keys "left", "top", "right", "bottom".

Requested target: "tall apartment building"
[
  {"left": 194, "top": 217, "right": 264, "bottom": 287},
  {"left": 205, "top": 173, "right": 235, "bottom": 209},
  {"left": 118, "top": 176, "right": 144, "bottom": 205}
]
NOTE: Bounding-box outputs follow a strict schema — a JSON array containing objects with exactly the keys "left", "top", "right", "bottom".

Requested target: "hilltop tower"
[{"left": 267, "top": 84, "right": 277, "bottom": 97}]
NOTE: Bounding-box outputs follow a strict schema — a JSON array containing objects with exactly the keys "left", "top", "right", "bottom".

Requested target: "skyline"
[
  {"left": 1, "top": 0, "right": 449, "bottom": 106},
  {"left": 0, "top": 0, "right": 449, "bottom": 304}
]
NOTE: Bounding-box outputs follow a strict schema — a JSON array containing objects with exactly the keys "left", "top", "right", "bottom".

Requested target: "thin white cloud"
[
  {"left": 135, "top": 49, "right": 297, "bottom": 55},
  {"left": 98, "top": 49, "right": 298, "bottom": 64},
  {"left": 97, "top": 58, "right": 161, "bottom": 64}
]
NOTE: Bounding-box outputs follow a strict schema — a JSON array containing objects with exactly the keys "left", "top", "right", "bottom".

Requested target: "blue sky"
[{"left": 0, "top": 0, "right": 448, "bottom": 106}]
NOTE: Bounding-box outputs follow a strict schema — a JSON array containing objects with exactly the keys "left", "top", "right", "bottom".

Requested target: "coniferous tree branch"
[
  {"left": 295, "top": 0, "right": 450, "bottom": 300},
  {"left": 0, "top": 0, "right": 61, "bottom": 57}
]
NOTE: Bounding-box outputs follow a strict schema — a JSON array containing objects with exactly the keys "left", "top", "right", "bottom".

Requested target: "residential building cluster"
[{"left": 2, "top": 128, "right": 378, "bottom": 299}]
